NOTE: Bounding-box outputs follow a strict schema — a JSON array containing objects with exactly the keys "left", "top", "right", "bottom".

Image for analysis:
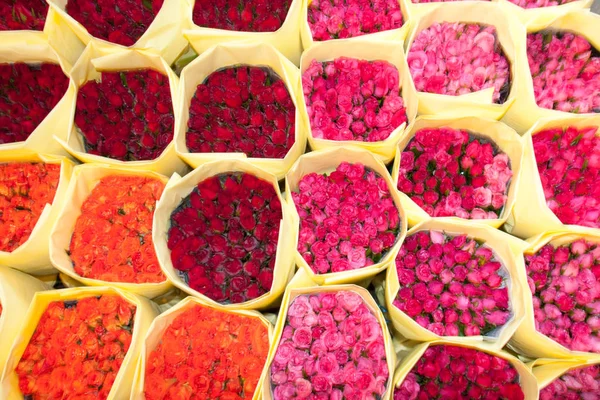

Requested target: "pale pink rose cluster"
[
  {"left": 413, "top": 0, "right": 490, "bottom": 3},
  {"left": 508, "top": 0, "right": 577, "bottom": 8},
  {"left": 540, "top": 364, "right": 600, "bottom": 400},
  {"left": 270, "top": 291, "right": 389, "bottom": 399},
  {"left": 408, "top": 22, "right": 511, "bottom": 103}
]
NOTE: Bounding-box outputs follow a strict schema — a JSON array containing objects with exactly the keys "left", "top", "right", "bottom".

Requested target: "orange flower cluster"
[
  {"left": 144, "top": 304, "right": 270, "bottom": 400},
  {"left": 16, "top": 295, "right": 136, "bottom": 400},
  {"left": 69, "top": 175, "right": 166, "bottom": 283},
  {"left": 0, "top": 162, "right": 60, "bottom": 252}
]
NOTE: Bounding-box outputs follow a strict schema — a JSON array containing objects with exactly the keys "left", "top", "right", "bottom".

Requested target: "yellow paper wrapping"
[
  {"left": 130, "top": 296, "right": 274, "bottom": 400},
  {"left": 262, "top": 269, "right": 397, "bottom": 400},
  {"left": 505, "top": 116, "right": 600, "bottom": 239},
  {"left": 0, "top": 286, "right": 160, "bottom": 399},
  {"left": 54, "top": 43, "right": 187, "bottom": 177},
  {"left": 175, "top": 42, "right": 307, "bottom": 181},
  {"left": 509, "top": 229, "right": 600, "bottom": 361},
  {"left": 299, "top": 39, "right": 419, "bottom": 164},
  {"left": 502, "top": 11, "right": 600, "bottom": 134},
  {"left": 384, "top": 219, "right": 529, "bottom": 351},
  {"left": 46, "top": 0, "right": 188, "bottom": 64},
  {"left": 183, "top": 0, "right": 302, "bottom": 65},
  {"left": 391, "top": 115, "right": 524, "bottom": 229},
  {"left": 405, "top": 2, "right": 523, "bottom": 120},
  {"left": 0, "top": 39, "right": 77, "bottom": 156},
  {"left": 300, "top": 0, "right": 412, "bottom": 53},
  {"left": 0, "top": 267, "right": 49, "bottom": 377},
  {"left": 153, "top": 159, "right": 296, "bottom": 310},
  {"left": 0, "top": 150, "right": 73, "bottom": 275},
  {"left": 497, "top": 0, "right": 593, "bottom": 25},
  {"left": 392, "top": 340, "right": 539, "bottom": 399},
  {"left": 48, "top": 164, "right": 173, "bottom": 299},
  {"left": 531, "top": 358, "right": 600, "bottom": 394},
  {"left": 285, "top": 147, "right": 408, "bottom": 285}
]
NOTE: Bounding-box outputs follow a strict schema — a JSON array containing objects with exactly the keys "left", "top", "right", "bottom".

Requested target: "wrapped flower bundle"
[
  {"left": 540, "top": 364, "right": 599, "bottom": 399},
  {"left": 0, "top": 0, "right": 47, "bottom": 31},
  {"left": 307, "top": 0, "right": 403, "bottom": 41},
  {"left": 168, "top": 172, "right": 282, "bottom": 304},
  {"left": 394, "top": 344, "right": 525, "bottom": 399},
  {"left": 408, "top": 22, "right": 511, "bottom": 103},
  {"left": 269, "top": 291, "right": 390, "bottom": 399},
  {"left": 393, "top": 230, "right": 511, "bottom": 337},
  {"left": 65, "top": 0, "right": 164, "bottom": 46},
  {"left": 292, "top": 162, "right": 401, "bottom": 274},
  {"left": 397, "top": 126, "right": 513, "bottom": 220},
  {"left": 0, "top": 63, "right": 68, "bottom": 145},
  {"left": 412, "top": 0, "right": 490, "bottom": 3},
  {"left": 302, "top": 57, "right": 407, "bottom": 143},
  {"left": 143, "top": 303, "right": 269, "bottom": 399},
  {"left": 0, "top": 162, "right": 60, "bottom": 253},
  {"left": 192, "top": 0, "right": 292, "bottom": 32},
  {"left": 186, "top": 65, "right": 295, "bottom": 159},
  {"left": 508, "top": 0, "right": 578, "bottom": 8},
  {"left": 75, "top": 69, "right": 174, "bottom": 162}
]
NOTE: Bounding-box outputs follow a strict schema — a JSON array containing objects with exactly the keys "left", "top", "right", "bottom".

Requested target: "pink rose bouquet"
[
  {"left": 270, "top": 291, "right": 390, "bottom": 399},
  {"left": 540, "top": 364, "right": 600, "bottom": 399},
  {"left": 307, "top": 0, "right": 403, "bottom": 41},
  {"left": 525, "top": 239, "right": 600, "bottom": 353},
  {"left": 412, "top": 0, "right": 489, "bottom": 3},
  {"left": 397, "top": 126, "right": 513, "bottom": 220},
  {"left": 532, "top": 125, "right": 600, "bottom": 228},
  {"left": 393, "top": 230, "right": 511, "bottom": 337},
  {"left": 302, "top": 57, "right": 407, "bottom": 143},
  {"left": 508, "top": 0, "right": 578, "bottom": 8},
  {"left": 408, "top": 22, "right": 511, "bottom": 103},
  {"left": 527, "top": 31, "right": 600, "bottom": 113}
]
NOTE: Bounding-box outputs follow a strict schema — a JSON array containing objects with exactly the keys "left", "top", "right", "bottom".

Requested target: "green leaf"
[
  {"left": 142, "top": 0, "right": 153, "bottom": 11},
  {"left": 120, "top": 71, "right": 127, "bottom": 87},
  {"left": 570, "top": 134, "right": 583, "bottom": 146}
]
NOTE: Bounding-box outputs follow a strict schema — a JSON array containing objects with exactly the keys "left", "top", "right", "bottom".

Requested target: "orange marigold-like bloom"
[
  {"left": 0, "top": 162, "right": 60, "bottom": 252},
  {"left": 69, "top": 175, "right": 166, "bottom": 283}
]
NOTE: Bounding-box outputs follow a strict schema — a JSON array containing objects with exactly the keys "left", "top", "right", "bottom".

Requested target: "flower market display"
[
  {"left": 302, "top": 57, "right": 408, "bottom": 142},
  {"left": 540, "top": 364, "right": 600, "bottom": 399},
  {"left": 186, "top": 65, "right": 296, "bottom": 158},
  {"left": 192, "top": 0, "right": 292, "bottom": 32},
  {"left": 143, "top": 303, "right": 269, "bottom": 399},
  {"left": 0, "top": 63, "right": 68, "bottom": 145},
  {"left": 0, "top": 0, "right": 48, "bottom": 31}
]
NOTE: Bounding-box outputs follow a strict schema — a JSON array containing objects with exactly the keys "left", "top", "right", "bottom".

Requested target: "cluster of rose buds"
[
  {"left": 528, "top": 31, "right": 600, "bottom": 113},
  {"left": 292, "top": 162, "right": 401, "bottom": 274},
  {"left": 408, "top": 22, "right": 511, "bottom": 103},
  {"left": 302, "top": 57, "right": 407, "bottom": 142},
  {"left": 525, "top": 239, "right": 600, "bottom": 353},
  {"left": 509, "top": 0, "right": 577, "bottom": 7},
  {"left": 0, "top": 0, "right": 47, "bottom": 31},
  {"left": 0, "top": 63, "right": 68, "bottom": 144},
  {"left": 186, "top": 66, "right": 295, "bottom": 159},
  {"left": 394, "top": 345, "right": 525, "bottom": 400},
  {"left": 168, "top": 172, "right": 282, "bottom": 304},
  {"left": 398, "top": 127, "right": 513, "bottom": 219},
  {"left": 270, "top": 291, "right": 389, "bottom": 399},
  {"left": 193, "top": 0, "right": 291, "bottom": 32},
  {"left": 75, "top": 69, "right": 174, "bottom": 161},
  {"left": 66, "top": 0, "right": 164, "bottom": 46},
  {"left": 532, "top": 125, "right": 600, "bottom": 228},
  {"left": 540, "top": 364, "right": 600, "bottom": 400},
  {"left": 307, "top": 0, "right": 403, "bottom": 41},
  {"left": 412, "top": 0, "right": 490, "bottom": 3}
]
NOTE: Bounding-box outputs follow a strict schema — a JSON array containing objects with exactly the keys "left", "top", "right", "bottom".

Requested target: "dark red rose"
[
  {"left": 0, "top": 0, "right": 48, "bottom": 31},
  {"left": 193, "top": 0, "right": 291, "bottom": 32}
]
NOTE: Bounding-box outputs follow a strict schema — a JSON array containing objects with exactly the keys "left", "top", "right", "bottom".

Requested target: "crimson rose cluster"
[
  {"left": 193, "top": 0, "right": 291, "bottom": 32},
  {"left": 0, "top": 0, "right": 47, "bottom": 31}
]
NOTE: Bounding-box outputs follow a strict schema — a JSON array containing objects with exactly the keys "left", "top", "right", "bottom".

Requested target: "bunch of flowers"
[
  {"left": 193, "top": 0, "right": 291, "bottom": 32},
  {"left": 307, "top": 0, "right": 403, "bottom": 41},
  {"left": 186, "top": 66, "right": 295, "bottom": 158},
  {"left": 69, "top": 175, "right": 166, "bottom": 284},
  {"left": 0, "top": 162, "right": 60, "bottom": 252},
  {"left": 411, "top": 0, "right": 490, "bottom": 3},
  {"left": 0, "top": 63, "right": 68, "bottom": 144},
  {"left": 398, "top": 127, "right": 513, "bottom": 219},
  {"left": 168, "top": 172, "right": 282, "bottom": 304},
  {"left": 16, "top": 295, "right": 136, "bottom": 399},
  {"left": 65, "top": 0, "right": 164, "bottom": 46},
  {"left": 394, "top": 230, "right": 511, "bottom": 337},
  {"left": 75, "top": 69, "right": 174, "bottom": 161},
  {"left": 394, "top": 345, "right": 525, "bottom": 399},
  {"left": 508, "top": 0, "right": 576, "bottom": 8},
  {"left": 532, "top": 125, "right": 600, "bottom": 228},
  {"left": 270, "top": 291, "right": 389, "bottom": 398},
  {"left": 540, "top": 365, "right": 600, "bottom": 399},
  {"left": 408, "top": 22, "right": 511, "bottom": 103},
  {"left": 527, "top": 31, "right": 600, "bottom": 113},
  {"left": 525, "top": 239, "right": 600, "bottom": 353},
  {"left": 302, "top": 57, "right": 407, "bottom": 142},
  {"left": 144, "top": 303, "right": 269, "bottom": 399},
  {"left": 292, "top": 162, "right": 401, "bottom": 274},
  {"left": 0, "top": 0, "right": 47, "bottom": 31}
]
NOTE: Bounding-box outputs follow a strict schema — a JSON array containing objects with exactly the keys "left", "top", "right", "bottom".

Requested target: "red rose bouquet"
[
  {"left": 0, "top": 0, "right": 48, "bottom": 31},
  {"left": 540, "top": 364, "right": 600, "bottom": 399},
  {"left": 193, "top": 0, "right": 292, "bottom": 32}
]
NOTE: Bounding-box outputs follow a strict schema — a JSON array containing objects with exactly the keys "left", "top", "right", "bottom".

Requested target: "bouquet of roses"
[
  {"left": 506, "top": 0, "right": 583, "bottom": 9},
  {"left": 539, "top": 363, "right": 600, "bottom": 399},
  {"left": 0, "top": 0, "right": 48, "bottom": 31},
  {"left": 135, "top": 298, "right": 271, "bottom": 399}
]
